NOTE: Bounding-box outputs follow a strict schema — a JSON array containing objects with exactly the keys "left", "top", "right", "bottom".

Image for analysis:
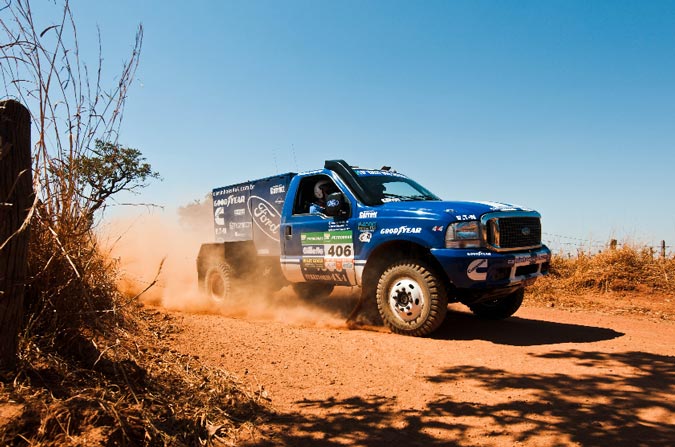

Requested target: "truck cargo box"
[{"left": 212, "top": 173, "right": 295, "bottom": 256}]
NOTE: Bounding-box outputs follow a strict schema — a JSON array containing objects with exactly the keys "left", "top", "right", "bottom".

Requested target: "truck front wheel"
[
  {"left": 204, "top": 263, "right": 232, "bottom": 304},
  {"left": 468, "top": 288, "right": 524, "bottom": 320},
  {"left": 376, "top": 260, "right": 448, "bottom": 337}
]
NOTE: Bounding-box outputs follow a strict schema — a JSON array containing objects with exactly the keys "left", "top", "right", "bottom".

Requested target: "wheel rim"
[{"left": 388, "top": 277, "right": 425, "bottom": 322}]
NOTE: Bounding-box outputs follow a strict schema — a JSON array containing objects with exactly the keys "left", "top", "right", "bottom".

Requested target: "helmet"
[{"left": 314, "top": 179, "right": 330, "bottom": 199}]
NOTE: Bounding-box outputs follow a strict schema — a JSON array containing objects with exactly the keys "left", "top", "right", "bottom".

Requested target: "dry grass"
[
  {"left": 527, "top": 245, "right": 675, "bottom": 319},
  {"left": 1, "top": 307, "right": 268, "bottom": 447},
  {"left": 2, "top": 2, "right": 269, "bottom": 445},
  {"left": 1, "top": 214, "right": 269, "bottom": 446},
  {"left": 531, "top": 245, "right": 675, "bottom": 294}
]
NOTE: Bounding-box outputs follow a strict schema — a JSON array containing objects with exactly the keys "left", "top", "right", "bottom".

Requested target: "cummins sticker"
[
  {"left": 467, "top": 259, "right": 489, "bottom": 281},
  {"left": 214, "top": 207, "right": 225, "bottom": 226},
  {"left": 247, "top": 196, "right": 281, "bottom": 242}
]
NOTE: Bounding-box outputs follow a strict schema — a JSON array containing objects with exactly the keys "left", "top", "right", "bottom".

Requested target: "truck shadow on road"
[
  {"left": 291, "top": 292, "right": 624, "bottom": 346},
  {"left": 431, "top": 308, "right": 624, "bottom": 346},
  {"left": 249, "top": 350, "right": 674, "bottom": 447}
]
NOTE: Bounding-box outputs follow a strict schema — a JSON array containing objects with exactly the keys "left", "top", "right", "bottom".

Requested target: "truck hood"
[{"left": 368, "top": 200, "right": 535, "bottom": 221}]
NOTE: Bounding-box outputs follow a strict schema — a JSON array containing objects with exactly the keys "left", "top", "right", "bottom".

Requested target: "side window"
[
  {"left": 292, "top": 178, "right": 313, "bottom": 214},
  {"left": 293, "top": 175, "right": 338, "bottom": 215}
]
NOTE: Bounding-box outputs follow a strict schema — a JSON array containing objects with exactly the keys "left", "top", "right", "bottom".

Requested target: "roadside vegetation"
[
  {"left": 1, "top": 1, "right": 267, "bottom": 445},
  {"left": 527, "top": 245, "right": 675, "bottom": 319}
]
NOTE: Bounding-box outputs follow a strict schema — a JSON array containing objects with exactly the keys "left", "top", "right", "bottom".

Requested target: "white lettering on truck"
[
  {"left": 379, "top": 226, "right": 422, "bottom": 236},
  {"left": 359, "top": 210, "right": 378, "bottom": 219},
  {"left": 270, "top": 184, "right": 286, "bottom": 195},
  {"left": 213, "top": 194, "right": 246, "bottom": 207}
]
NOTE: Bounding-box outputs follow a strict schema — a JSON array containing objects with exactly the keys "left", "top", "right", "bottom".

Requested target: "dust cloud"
[{"left": 101, "top": 211, "right": 355, "bottom": 329}]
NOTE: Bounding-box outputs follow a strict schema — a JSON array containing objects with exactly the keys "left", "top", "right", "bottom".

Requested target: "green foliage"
[{"left": 74, "top": 139, "right": 160, "bottom": 215}]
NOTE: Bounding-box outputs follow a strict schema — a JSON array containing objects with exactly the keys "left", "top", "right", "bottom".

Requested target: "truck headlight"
[{"left": 445, "top": 221, "right": 481, "bottom": 248}]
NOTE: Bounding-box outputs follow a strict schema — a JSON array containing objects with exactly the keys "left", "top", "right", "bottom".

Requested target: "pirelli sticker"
[{"left": 300, "top": 230, "right": 355, "bottom": 285}]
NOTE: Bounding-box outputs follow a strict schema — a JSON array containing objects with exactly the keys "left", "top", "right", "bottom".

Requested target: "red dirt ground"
[{"left": 165, "top": 291, "right": 675, "bottom": 446}]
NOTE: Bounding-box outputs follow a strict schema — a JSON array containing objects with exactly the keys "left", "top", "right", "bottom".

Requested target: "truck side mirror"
[{"left": 325, "top": 192, "right": 347, "bottom": 217}]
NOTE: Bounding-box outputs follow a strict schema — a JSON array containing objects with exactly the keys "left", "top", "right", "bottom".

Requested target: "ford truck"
[{"left": 197, "top": 159, "right": 551, "bottom": 337}]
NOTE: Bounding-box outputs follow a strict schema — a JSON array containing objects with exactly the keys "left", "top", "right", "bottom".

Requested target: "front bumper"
[{"left": 430, "top": 246, "right": 551, "bottom": 290}]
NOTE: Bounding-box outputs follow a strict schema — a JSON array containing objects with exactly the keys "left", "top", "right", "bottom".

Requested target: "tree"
[{"left": 60, "top": 139, "right": 160, "bottom": 218}]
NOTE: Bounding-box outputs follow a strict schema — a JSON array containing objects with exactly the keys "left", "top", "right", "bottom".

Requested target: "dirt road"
[{"left": 168, "top": 293, "right": 675, "bottom": 446}]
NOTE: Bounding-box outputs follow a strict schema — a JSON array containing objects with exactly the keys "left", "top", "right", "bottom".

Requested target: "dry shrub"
[
  {"left": 530, "top": 244, "right": 675, "bottom": 296},
  {"left": 1, "top": 2, "right": 270, "bottom": 444},
  {"left": 23, "top": 206, "right": 122, "bottom": 340},
  {"left": 2, "top": 308, "right": 268, "bottom": 446},
  {"left": 0, "top": 206, "right": 270, "bottom": 446}
]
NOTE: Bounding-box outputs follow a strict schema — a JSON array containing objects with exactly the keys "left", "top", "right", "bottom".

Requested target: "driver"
[{"left": 309, "top": 179, "right": 332, "bottom": 214}]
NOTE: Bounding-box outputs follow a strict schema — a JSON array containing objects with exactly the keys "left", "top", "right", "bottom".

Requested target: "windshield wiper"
[
  {"left": 382, "top": 193, "right": 407, "bottom": 200},
  {"left": 406, "top": 194, "right": 438, "bottom": 201},
  {"left": 382, "top": 193, "right": 436, "bottom": 202}
]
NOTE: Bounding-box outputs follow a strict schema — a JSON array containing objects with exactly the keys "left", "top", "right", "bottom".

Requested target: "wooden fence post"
[
  {"left": 662, "top": 240, "right": 667, "bottom": 259},
  {"left": 0, "top": 100, "right": 32, "bottom": 372}
]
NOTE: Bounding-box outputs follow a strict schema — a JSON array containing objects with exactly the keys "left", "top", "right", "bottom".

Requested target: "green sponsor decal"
[{"left": 302, "top": 230, "right": 352, "bottom": 244}]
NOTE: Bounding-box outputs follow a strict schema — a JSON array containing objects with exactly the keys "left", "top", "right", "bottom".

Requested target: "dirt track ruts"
[{"left": 167, "top": 296, "right": 675, "bottom": 447}]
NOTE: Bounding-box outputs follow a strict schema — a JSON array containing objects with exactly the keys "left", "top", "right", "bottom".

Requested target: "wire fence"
[{"left": 542, "top": 232, "right": 673, "bottom": 258}]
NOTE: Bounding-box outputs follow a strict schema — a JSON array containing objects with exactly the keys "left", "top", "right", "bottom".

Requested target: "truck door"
[{"left": 281, "top": 175, "right": 356, "bottom": 286}]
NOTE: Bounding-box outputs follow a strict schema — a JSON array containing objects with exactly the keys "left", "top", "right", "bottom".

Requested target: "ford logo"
[
  {"left": 521, "top": 227, "right": 531, "bottom": 236},
  {"left": 247, "top": 196, "right": 282, "bottom": 241}
]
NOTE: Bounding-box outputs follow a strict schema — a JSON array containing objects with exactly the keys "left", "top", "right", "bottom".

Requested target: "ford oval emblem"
[
  {"left": 247, "top": 196, "right": 282, "bottom": 242},
  {"left": 521, "top": 227, "right": 531, "bottom": 236}
]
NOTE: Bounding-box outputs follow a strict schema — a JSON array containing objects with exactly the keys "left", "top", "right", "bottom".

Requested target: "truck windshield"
[{"left": 356, "top": 172, "right": 440, "bottom": 204}]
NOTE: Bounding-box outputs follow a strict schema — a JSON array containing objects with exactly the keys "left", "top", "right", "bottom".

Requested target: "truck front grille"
[{"left": 484, "top": 213, "right": 542, "bottom": 252}]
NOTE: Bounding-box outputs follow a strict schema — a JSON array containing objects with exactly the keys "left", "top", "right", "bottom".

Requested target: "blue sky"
[{"left": 34, "top": 1, "right": 675, "bottom": 252}]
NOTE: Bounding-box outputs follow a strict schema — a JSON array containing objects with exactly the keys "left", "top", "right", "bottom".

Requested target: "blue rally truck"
[{"left": 197, "top": 160, "right": 551, "bottom": 337}]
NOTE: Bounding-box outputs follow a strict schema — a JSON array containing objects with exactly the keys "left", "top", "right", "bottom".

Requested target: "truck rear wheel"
[
  {"left": 204, "top": 263, "right": 232, "bottom": 304},
  {"left": 468, "top": 288, "right": 524, "bottom": 320},
  {"left": 376, "top": 260, "right": 448, "bottom": 337},
  {"left": 292, "top": 283, "right": 335, "bottom": 300}
]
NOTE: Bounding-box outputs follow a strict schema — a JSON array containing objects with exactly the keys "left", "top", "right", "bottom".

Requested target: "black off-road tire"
[
  {"left": 376, "top": 260, "right": 448, "bottom": 337},
  {"left": 468, "top": 288, "right": 524, "bottom": 320},
  {"left": 203, "top": 262, "right": 233, "bottom": 304},
  {"left": 292, "top": 283, "right": 335, "bottom": 300}
]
